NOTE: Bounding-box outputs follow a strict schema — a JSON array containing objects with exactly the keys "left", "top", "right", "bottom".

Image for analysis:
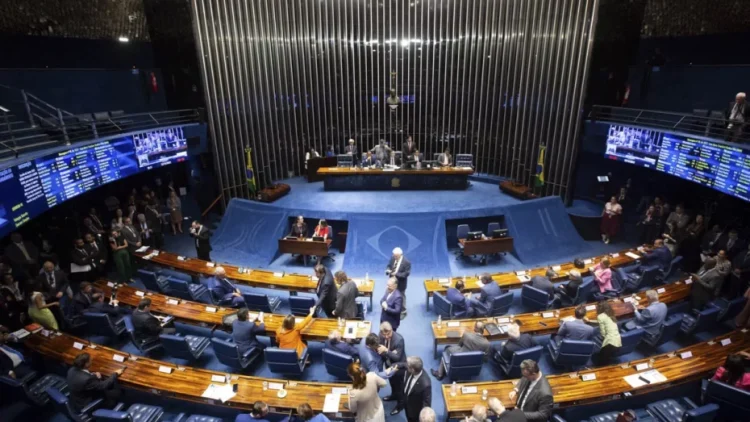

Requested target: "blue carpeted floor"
[{"left": 6, "top": 183, "right": 730, "bottom": 422}]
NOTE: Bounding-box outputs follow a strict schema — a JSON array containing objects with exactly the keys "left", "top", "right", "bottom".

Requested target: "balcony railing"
[{"left": 588, "top": 105, "right": 750, "bottom": 145}]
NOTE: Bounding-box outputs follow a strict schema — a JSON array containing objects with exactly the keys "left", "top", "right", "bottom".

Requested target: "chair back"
[
  {"left": 521, "top": 285, "right": 552, "bottom": 311},
  {"left": 705, "top": 379, "right": 750, "bottom": 413},
  {"left": 167, "top": 278, "right": 192, "bottom": 300},
  {"left": 645, "top": 314, "right": 681, "bottom": 348},
  {"left": 137, "top": 269, "right": 164, "bottom": 292},
  {"left": 265, "top": 347, "right": 304, "bottom": 375},
  {"left": 242, "top": 292, "right": 273, "bottom": 313},
  {"left": 718, "top": 297, "right": 747, "bottom": 322},
  {"left": 487, "top": 222, "right": 500, "bottom": 236},
  {"left": 160, "top": 334, "right": 193, "bottom": 360},
  {"left": 575, "top": 279, "right": 595, "bottom": 304},
  {"left": 446, "top": 351, "right": 485, "bottom": 380},
  {"left": 457, "top": 224, "right": 470, "bottom": 241},
  {"left": 322, "top": 348, "right": 354, "bottom": 379},
  {"left": 554, "top": 339, "right": 595, "bottom": 366},
  {"left": 210, "top": 338, "right": 243, "bottom": 369},
  {"left": 692, "top": 306, "right": 721, "bottom": 333},
  {"left": 627, "top": 266, "right": 660, "bottom": 291},
  {"left": 616, "top": 327, "right": 645, "bottom": 356},
  {"left": 46, "top": 386, "right": 70, "bottom": 418},
  {"left": 92, "top": 409, "right": 131, "bottom": 421},
  {"left": 433, "top": 292, "right": 453, "bottom": 319},
  {"left": 489, "top": 291, "right": 513, "bottom": 316},
  {"left": 505, "top": 345, "right": 543, "bottom": 377},
  {"left": 82, "top": 312, "right": 121, "bottom": 337},
  {"left": 289, "top": 296, "right": 316, "bottom": 316},
  {"left": 682, "top": 404, "right": 720, "bottom": 422},
  {"left": 662, "top": 256, "right": 682, "bottom": 280}
]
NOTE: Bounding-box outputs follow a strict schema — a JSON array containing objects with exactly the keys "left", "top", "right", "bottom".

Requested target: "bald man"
[{"left": 204, "top": 267, "right": 245, "bottom": 307}]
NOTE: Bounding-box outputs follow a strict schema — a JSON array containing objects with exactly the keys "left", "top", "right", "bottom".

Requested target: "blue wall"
[{"left": 0, "top": 68, "right": 168, "bottom": 114}]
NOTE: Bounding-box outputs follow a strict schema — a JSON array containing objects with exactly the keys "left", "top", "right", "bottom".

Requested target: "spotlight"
[{"left": 118, "top": 36, "right": 130, "bottom": 43}]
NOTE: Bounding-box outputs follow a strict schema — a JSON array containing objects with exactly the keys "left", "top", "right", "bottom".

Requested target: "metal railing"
[{"left": 588, "top": 105, "right": 750, "bottom": 144}]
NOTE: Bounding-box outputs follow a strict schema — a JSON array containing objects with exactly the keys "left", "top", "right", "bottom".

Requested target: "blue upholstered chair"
[
  {"left": 47, "top": 386, "right": 103, "bottom": 422},
  {"left": 211, "top": 338, "right": 260, "bottom": 371},
  {"left": 492, "top": 345, "right": 543, "bottom": 378},
  {"left": 488, "top": 291, "right": 514, "bottom": 317},
  {"left": 640, "top": 314, "right": 682, "bottom": 348},
  {"left": 680, "top": 305, "right": 720, "bottom": 336},
  {"left": 595, "top": 327, "right": 644, "bottom": 358},
  {"left": 92, "top": 402, "right": 164, "bottom": 422},
  {"left": 123, "top": 315, "right": 162, "bottom": 354},
  {"left": 520, "top": 285, "right": 554, "bottom": 311},
  {"left": 322, "top": 348, "right": 354, "bottom": 379},
  {"left": 0, "top": 371, "right": 67, "bottom": 406},
  {"left": 137, "top": 269, "right": 170, "bottom": 293},
  {"left": 704, "top": 379, "right": 750, "bottom": 415},
  {"left": 184, "top": 416, "right": 223, "bottom": 422},
  {"left": 560, "top": 278, "right": 595, "bottom": 307},
  {"left": 167, "top": 277, "right": 210, "bottom": 303},
  {"left": 456, "top": 224, "right": 470, "bottom": 258},
  {"left": 433, "top": 292, "right": 454, "bottom": 319},
  {"left": 242, "top": 292, "right": 281, "bottom": 313},
  {"left": 712, "top": 296, "right": 747, "bottom": 322},
  {"left": 588, "top": 409, "right": 654, "bottom": 422},
  {"left": 442, "top": 350, "right": 485, "bottom": 380},
  {"left": 647, "top": 397, "right": 718, "bottom": 422},
  {"left": 658, "top": 256, "right": 683, "bottom": 282},
  {"left": 83, "top": 312, "right": 126, "bottom": 337},
  {"left": 547, "top": 338, "right": 595, "bottom": 368},
  {"left": 289, "top": 296, "right": 317, "bottom": 316},
  {"left": 160, "top": 333, "right": 210, "bottom": 361},
  {"left": 487, "top": 222, "right": 500, "bottom": 236},
  {"left": 264, "top": 347, "right": 308, "bottom": 376},
  {"left": 620, "top": 265, "right": 660, "bottom": 292}
]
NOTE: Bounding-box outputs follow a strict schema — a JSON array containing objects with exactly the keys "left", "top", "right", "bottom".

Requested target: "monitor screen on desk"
[
  {"left": 492, "top": 229, "right": 508, "bottom": 238},
  {"left": 467, "top": 231, "right": 483, "bottom": 241}
]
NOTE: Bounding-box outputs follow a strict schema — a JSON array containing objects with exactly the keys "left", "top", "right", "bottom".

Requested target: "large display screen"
[
  {"left": 603, "top": 124, "right": 750, "bottom": 202},
  {"left": 0, "top": 126, "right": 188, "bottom": 239}
]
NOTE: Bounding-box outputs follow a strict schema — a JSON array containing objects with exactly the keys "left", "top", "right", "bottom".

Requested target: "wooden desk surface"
[
  {"left": 442, "top": 329, "right": 750, "bottom": 417},
  {"left": 278, "top": 238, "right": 333, "bottom": 257},
  {"left": 135, "top": 249, "right": 374, "bottom": 297},
  {"left": 317, "top": 167, "right": 474, "bottom": 176},
  {"left": 23, "top": 331, "right": 355, "bottom": 417},
  {"left": 459, "top": 237, "right": 514, "bottom": 256},
  {"left": 431, "top": 278, "right": 692, "bottom": 353},
  {"left": 94, "top": 280, "right": 371, "bottom": 342},
  {"left": 424, "top": 247, "right": 643, "bottom": 299}
]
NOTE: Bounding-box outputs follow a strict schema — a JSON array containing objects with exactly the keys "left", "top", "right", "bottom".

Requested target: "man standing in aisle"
[
  {"left": 386, "top": 247, "right": 411, "bottom": 319},
  {"left": 380, "top": 277, "right": 404, "bottom": 331},
  {"left": 508, "top": 360, "right": 552, "bottom": 422},
  {"left": 190, "top": 220, "right": 212, "bottom": 261}
]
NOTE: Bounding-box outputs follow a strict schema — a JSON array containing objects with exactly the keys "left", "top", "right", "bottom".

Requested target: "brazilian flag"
[
  {"left": 534, "top": 145, "right": 546, "bottom": 187},
  {"left": 245, "top": 147, "right": 257, "bottom": 195}
]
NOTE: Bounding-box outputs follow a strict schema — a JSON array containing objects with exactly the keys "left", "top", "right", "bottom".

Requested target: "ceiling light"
[{"left": 118, "top": 36, "right": 129, "bottom": 43}]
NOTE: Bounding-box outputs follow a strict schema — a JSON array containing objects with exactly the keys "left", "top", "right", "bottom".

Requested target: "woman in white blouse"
[
  {"left": 600, "top": 196, "right": 623, "bottom": 244},
  {"left": 347, "top": 362, "right": 387, "bottom": 422}
]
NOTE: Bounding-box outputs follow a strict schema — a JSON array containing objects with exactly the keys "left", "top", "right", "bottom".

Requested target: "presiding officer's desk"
[
  {"left": 429, "top": 277, "right": 692, "bottom": 357},
  {"left": 22, "top": 331, "right": 356, "bottom": 417},
  {"left": 317, "top": 166, "right": 474, "bottom": 191},
  {"left": 134, "top": 249, "right": 375, "bottom": 306},
  {"left": 458, "top": 237, "right": 514, "bottom": 257},
  {"left": 423, "top": 247, "right": 645, "bottom": 308},
  {"left": 443, "top": 329, "right": 750, "bottom": 417},
  {"left": 94, "top": 280, "right": 372, "bottom": 342},
  {"left": 277, "top": 237, "right": 333, "bottom": 266}
]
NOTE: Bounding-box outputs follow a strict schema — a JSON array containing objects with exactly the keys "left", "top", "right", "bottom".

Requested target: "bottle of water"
[
  {"left": 482, "top": 389, "right": 488, "bottom": 401},
  {"left": 437, "top": 315, "right": 442, "bottom": 328},
  {"left": 450, "top": 381, "right": 457, "bottom": 397},
  {"left": 365, "top": 272, "right": 369, "bottom": 284},
  {"left": 362, "top": 301, "right": 368, "bottom": 318}
]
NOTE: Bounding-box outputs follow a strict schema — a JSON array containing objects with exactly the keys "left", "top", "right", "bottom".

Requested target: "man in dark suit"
[
  {"left": 431, "top": 321, "right": 490, "bottom": 380},
  {"left": 362, "top": 333, "right": 396, "bottom": 379},
  {"left": 691, "top": 258, "right": 725, "bottom": 310},
  {"left": 205, "top": 267, "right": 245, "bottom": 307},
  {"left": 144, "top": 200, "right": 164, "bottom": 249},
  {"left": 87, "top": 208, "right": 106, "bottom": 233},
  {"left": 386, "top": 247, "right": 411, "bottom": 295},
  {"left": 333, "top": 271, "right": 358, "bottom": 319},
  {"left": 36, "top": 261, "right": 71, "bottom": 304},
  {"left": 71, "top": 238, "right": 96, "bottom": 282},
  {"left": 190, "top": 220, "right": 212, "bottom": 261},
  {"left": 324, "top": 330, "right": 358, "bottom": 359},
  {"left": 120, "top": 217, "right": 142, "bottom": 257},
  {"left": 493, "top": 322, "right": 538, "bottom": 363},
  {"left": 394, "top": 356, "right": 431, "bottom": 422},
  {"left": 640, "top": 239, "right": 673, "bottom": 272},
  {"left": 314, "top": 265, "right": 337, "bottom": 317},
  {"left": 446, "top": 279, "right": 474, "bottom": 317},
  {"left": 232, "top": 308, "right": 266, "bottom": 354},
  {"left": 554, "top": 304, "right": 594, "bottom": 341},
  {"left": 380, "top": 277, "right": 404, "bottom": 331},
  {"left": 361, "top": 151, "right": 377, "bottom": 167},
  {"left": 469, "top": 273, "right": 504, "bottom": 317},
  {"left": 84, "top": 233, "right": 107, "bottom": 276},
  {"left": 73, "top": 282, "right": 101, "bottom": 315},
  {"left": 508, "top": 360, "right": 552, "bottom": 422},
  {"left": 378, "top": 322, "right": 406, "bottom": 403},
  {"left": 131, "top": 298, "right": 175, "bottom": 345},
  {"left": 67, "top": 352, "right": 123, "bottom": 411},
  {"left": 530, "top": 275, "right": 555, "bottom": 297},
  {"left": 0, "top": 326, "right": 33, "bottom": 380},
  {"left": 714, "top": 230, "right": 746, "bottom": 260},
  {"left": 402, "top": 136, "right": 417, "bottom": 160},
  {"left": 90, "top": 293, "right": 130, "bottom": 317},
  {"left": 4, "top": 232, "right": 39, "bottom": 275},
  {"left": 556, "top": 270, "right": 583, "bottom": 304}
]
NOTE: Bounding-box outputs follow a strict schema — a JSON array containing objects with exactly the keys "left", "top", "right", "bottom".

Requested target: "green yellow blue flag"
[
  {"left": 245, "top": 147, "right": 257, "bottom": 195},
  {"left": 534, "top": 145, "right": 546, "bottom": 187}
]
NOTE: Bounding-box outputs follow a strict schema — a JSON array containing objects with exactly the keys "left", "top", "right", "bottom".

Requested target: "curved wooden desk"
[
  {"left": 442, "top": 329, "right": 750, "bottom": 418},
  {"left": 423, "top": 247, "right": 645, "bottom": 308},
  {"left": 429, "top": 278, "right": 692, "bottom": 357},
  {"left": 134, "top": 249, "right": 375, "bottom": 306},
  {"left": 94, "top": 280, "right": 371, "bottom": 342},
  {"left": 23, "top": 332, "right": 355, "bottom": 417}
]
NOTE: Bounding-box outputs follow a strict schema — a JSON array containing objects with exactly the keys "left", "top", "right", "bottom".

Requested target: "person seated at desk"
[
  {"left": 313, "top": 219, "right": 330, "bottom": 240},
  {"left": 492, "top": 322, "right": 537, "bottom": 363},
  {"left": 712, "top": 353, "right": 750, "bottom": 391},
  {"left": 554, "top": 304, "right": 594, "bottom": 341},
  {"left": 624, "top": 289, "right": 666, "bottom": 340},
  {"left": 622, "top": 239, "right": 672, "bottom": 276},
  {"left": 325, "top": 145, "right": 336, "bottom": 157},
  {"left": 132, "top": 298, "right": 175, "bottom": 344},
  {"left": 446, "top": 279, "right": 474, "bottom": 317},
  {"left": 205, "top": 266, "right": 246, "bottom": 308},
  {"left": 305, "top": 146, "right": 320, "bottom": 170},
  {"left": 469, "top": 273, "right": 505, "bottom": 317},
  {"left": 276, "top": 306, "right": 315, "bottom": 359},
  {"left": 324, "top": 330, "right": 359, "bottom": 359},
  {"left": 233, "top": 307, "right": 266, "bottom": 353},
  {"left": 73, "top": 282, "right": 102, "bottom": 315},
  {"left": 362, "top": 151, "right": 377, "bottom": 168},
  {"left": 1, "top": 325, "right": 32, "bottom": 379},
  {"left": 690, "top": 258, "right": 724, "bottom": 310},
  {"left": 236, "top": 401, "right": 271, "bottom": 422},
  {"left": 289, "top": 216, "right": 308, "bottom": 238},
  {"left": 282, "top": 403, "right": 331, "bottom": 422},
  {"left": 555, "top": 269, "right": 583, "bottom": 303},
  {"left": 385, "top": 150, "right": 401, "bottom": 168},
  {"left": 438, "top": 148, "right": 452, "bottom": 167},
  {"left": 89, "top": 292, "right": 130, "bottom": 317},
  {"left": 431, "top": 321, "right": 490, "bottom": 380},
  {"left": 370, "top": 139, "right": 392, "bottom": 166},
  {"left": 530, "top": 268, "right": 557, "bottom": 297}
]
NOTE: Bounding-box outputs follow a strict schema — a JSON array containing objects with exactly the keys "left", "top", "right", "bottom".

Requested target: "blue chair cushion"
[
  {"left": 185, "top": 416, "right": 223, "bottom": 422},
  {"left": 646, "top": 399, "right": 689, "bottom": 422},
  {"left": 126, "top": 403, "right": 164, "bottom": 422},
  {"left": 28, "top": 374, "right": 67, "bottom": 405},
  {"left": 185, "top": 335, "right": 210, "bottom": 354}
]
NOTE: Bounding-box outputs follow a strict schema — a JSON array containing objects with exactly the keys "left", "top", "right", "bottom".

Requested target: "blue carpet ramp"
[
  {"left": 210, "top": 199, "right": 288, "bottom": 265},
  {"left": 505, "top": 196, "right": 591, "bottom": 264}
]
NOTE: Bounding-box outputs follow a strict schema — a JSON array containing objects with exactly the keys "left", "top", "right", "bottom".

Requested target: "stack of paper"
[
  {"left": 343, "top": 321, "right": 358, "bottom": 339},
  {"left": 201, "top": 383, "right": 236, "bottom": 403},
  {"left": 623, "top": 369, "right": 667, "bottom": 388},
  {"left": 625, "top": 252, "right": 641, "bottom": 260},
  {"left": 136, "top": 246, "right": 150, "bottom": 253},
  {"left": 323, "top": 393, "right": 341, "bottom": 412}
]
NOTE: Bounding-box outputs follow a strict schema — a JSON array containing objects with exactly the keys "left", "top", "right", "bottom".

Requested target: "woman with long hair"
[
  {"left": 585, "top": 301, "right": 621, "bottom": 365},
  {"left": 347, "top": 362, "right": 387, "bottom": 422},
  {"left": 712, "top": 353, "right": 750, "bottom": 391}
]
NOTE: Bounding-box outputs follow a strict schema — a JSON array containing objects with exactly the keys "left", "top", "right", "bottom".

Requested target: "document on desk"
[
  {"left": 202, "top": 383, "right": 236, "bottom": 403},
  {"left": 623, "top": 369, "right": 667, "bottom": 388},
  {"left": 136, "top": 246, "right": 150, "bottom": 253},
  {"left": 323, "top": 393, "right": 341, "bottom": 413},
  {"left": 343, "top": 321, "right": 358, "bottom": 339},
  {"left": 625, "top": 252, "right": 642, "bottom": 260}
]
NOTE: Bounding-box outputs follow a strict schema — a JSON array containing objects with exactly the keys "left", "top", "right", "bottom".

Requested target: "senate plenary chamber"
[{"left": 1, "top": 1, "right": 750, "bottom": 422}]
